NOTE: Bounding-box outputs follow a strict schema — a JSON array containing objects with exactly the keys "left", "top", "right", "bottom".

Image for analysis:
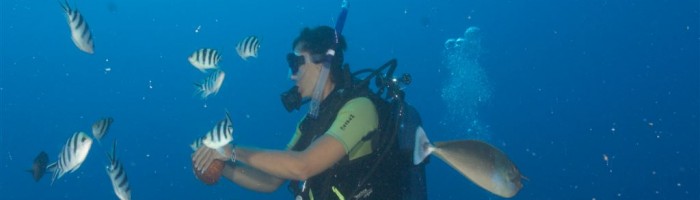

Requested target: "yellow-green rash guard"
[{"left": 286, "top": 97, "right": 379, "bottom": 161}]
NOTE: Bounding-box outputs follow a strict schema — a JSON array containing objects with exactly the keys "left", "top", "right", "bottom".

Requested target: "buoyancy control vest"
[{"left": 288, "top": 59, "right": 428, "bottom": 200}]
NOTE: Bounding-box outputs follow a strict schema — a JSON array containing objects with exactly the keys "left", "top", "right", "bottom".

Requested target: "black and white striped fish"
[
  {"left": 190, "top": 137, "right": 204, "bottom": 151},
  {"left": 188, "top": 48, "right": 221, "bottom": 72},
  {"left": 92, "top": 117, "right": 114, "bottom": 142},
  {"left": 194, "top": 70, "right": 225, "bottom": 99},
  {"left": 106, "top": 140, "right": 131, "bottom": 200},
  {"left": 202, "top": 111, "right": 233, "bottom": 149},
  {"left": 60, "top": 0, "right": 95, "bottom": 54},
  {"left": 49, "top": 131, "right": 93, "bottom": 185},
  {"left": 236, "top": 36, "right": 260, "bottom": 60}
]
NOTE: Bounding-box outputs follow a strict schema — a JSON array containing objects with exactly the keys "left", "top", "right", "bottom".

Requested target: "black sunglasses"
[{"left": 286, "top": 53, "right": 327, "bottom": 75}]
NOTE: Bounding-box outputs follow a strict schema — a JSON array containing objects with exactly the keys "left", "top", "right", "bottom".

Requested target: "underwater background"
[{"left": 1, "top": 0, "right": 698, "bottom": 199}]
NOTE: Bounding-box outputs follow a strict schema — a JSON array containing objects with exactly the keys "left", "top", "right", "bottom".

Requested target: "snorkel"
[{"left": 307, "top": 0, "right": 348, "bottom": 118}]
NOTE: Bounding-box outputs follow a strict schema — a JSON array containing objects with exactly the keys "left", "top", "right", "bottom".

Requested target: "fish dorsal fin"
[
  {"left": 224, "top": 109, "right": 232, "bottom": 123},
  {"left": 413, "top": 126, "right": 433, "bottom": 165},
  {"left": 58, "top": 0, "right": 79, "bottom": 13},
  {"left": 58, "top": 0, "right": 69, "bottom": 12}
]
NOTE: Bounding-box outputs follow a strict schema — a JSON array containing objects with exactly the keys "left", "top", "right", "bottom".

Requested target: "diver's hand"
[{"left": 192, "top": 144, "right": 233, "bottom": 173}]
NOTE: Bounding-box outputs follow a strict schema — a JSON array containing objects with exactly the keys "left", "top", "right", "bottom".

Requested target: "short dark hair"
[{"left": 292, "top": 26, "right": 347, "bottom": 84}]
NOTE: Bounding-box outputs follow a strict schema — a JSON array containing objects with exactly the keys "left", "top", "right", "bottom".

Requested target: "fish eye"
[{"left": 81, "top": 136, "right": 88, "bottom": 142}]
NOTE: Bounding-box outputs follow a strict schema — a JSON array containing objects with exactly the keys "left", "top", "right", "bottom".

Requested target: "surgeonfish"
[
  {"left": 236, "top": 36, "right": 260, "bottom": 60},
  {"left": 59, "top": 0, "right": 95, "bottom": 54},
  {"left": 106, "top": 140, "right": 132, "bottom": 200},
  {"left": 190, "top": 137, "right": 204, "bottom": 151},
  {"left": 202, "top": 110, "right": 233, "bottom": 151},
  {"left": 194, "top": 69, "right": 225, "bottom": 99},
  {"left": 92, "top": 117, "right": 114, "bottom": 142},
  {"left": 49, "top": 131, "right": 93, "bottom": 185},
  {"left": 188, "top": 48, "right": 221, "bottom": 72},
  {"left": 414, "top": 127, "right": 523, "bottom": 198},
  {"left": 27, "top": 151, "right": 49, "bottom": 182}
]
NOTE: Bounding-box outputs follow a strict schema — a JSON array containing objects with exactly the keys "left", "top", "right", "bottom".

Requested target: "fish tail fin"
[
  {"left": 49, "top": 163, "right": 59, "bottom": 186},
  {"left": 192, "top": 82, "right": 206, "bottom": 99},
  {"left": 46, "top": 162, "right": 57, "bottom": 172},
  {"left": 215, "top": 147, "right": 226, "bottom": 156},
  {"left": 413, "top": 126, "right": 434, "bottom": 165}
]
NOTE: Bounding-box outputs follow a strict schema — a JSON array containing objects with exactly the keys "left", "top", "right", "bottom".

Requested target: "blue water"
[{"left": 1, "top": 0, "right": 698, "bottom": 199}]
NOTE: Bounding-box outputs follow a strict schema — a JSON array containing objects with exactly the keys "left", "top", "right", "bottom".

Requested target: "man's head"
[
  {"left": 287, "top": 26, "right": 347, "bottom": 98},
  {"left": 281, "top": 26, "right": 348, "bottom": 112}
]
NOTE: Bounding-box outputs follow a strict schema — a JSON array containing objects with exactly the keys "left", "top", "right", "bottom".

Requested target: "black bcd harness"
[{"left": 288, "top": 59, "right": 428, "bottom": 200}]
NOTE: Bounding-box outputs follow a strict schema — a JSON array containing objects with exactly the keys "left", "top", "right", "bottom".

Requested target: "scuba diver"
[
  {"left": 192, "top": 2, "right": 523, "bottom": 199},
  {"left": 192, "top": 2, "right": 428, "bottom": 199}
]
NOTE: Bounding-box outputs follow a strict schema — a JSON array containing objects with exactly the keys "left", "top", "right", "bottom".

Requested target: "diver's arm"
[
  {"left": 232, "top": 98, "right": 377, "bottom": 181},
  {"left": 234, "top": 135, "right": 347, "bottom": 181},
  {"left": 221, "top": 163, "right": 285, "bottom": 193},
  {"left": 218, "top": 135, "right": 346, "bottom": 191}
]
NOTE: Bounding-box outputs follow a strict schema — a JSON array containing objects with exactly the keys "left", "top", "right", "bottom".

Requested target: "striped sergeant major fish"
[
  {"left": 92, "top": 117, "right": 114, "bottom": 142},
  {"left": 48, "top": 131, "right": 93, "bottom": 185},
  {"left": 236, "top": 36, "right": 260, "bottom": 61},
  {"left": 188, "top": 48, "right": 221, "bottom": 72},
  {"left": 202, "top": 110, "right": 233, "bottom": 150},
  {"left": 106, "top": 140, "right": 131, "bottom": 200},
  {"left": 190, "top": 137, "right": 204, "bottom": 151},
  {"left": 59, "top": 0, "right": 95, "bottom": 54},
  {"left": 194, "top": 70, "right": 225, "bottom": 99}
]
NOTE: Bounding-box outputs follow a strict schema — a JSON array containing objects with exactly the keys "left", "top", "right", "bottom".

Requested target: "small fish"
[
  {"left": 202, "top": 110, "right": 233, "bottom": 149},
  {"left": 194, "top": 70, "right": 225, "bottom": 99},
  {"left": 188, "top": 48, "right": 221, "bottom": 72},
  {"left": 236, "top": 36, "right": 260, "bottom": 60},
  {"left": 190, "top": 137, "right": 204, "bottom": 151},
  {"left": 92, "top": 117, "right": 114, "bottom": 142},
  {"left": 49, "top": 131, "right": 93, "bottom": 185},
  {"left": 27, "top": 151, "right": 49, "bottom": 182},
  {"left": 106, "top": 140, "right": 131, "bottom": 200},
  {"left": 60, "top": 0, "right": 95, "bottom": 54},
  {"left": 414, "top": 127, "right": 523, "bottom": 198}
]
